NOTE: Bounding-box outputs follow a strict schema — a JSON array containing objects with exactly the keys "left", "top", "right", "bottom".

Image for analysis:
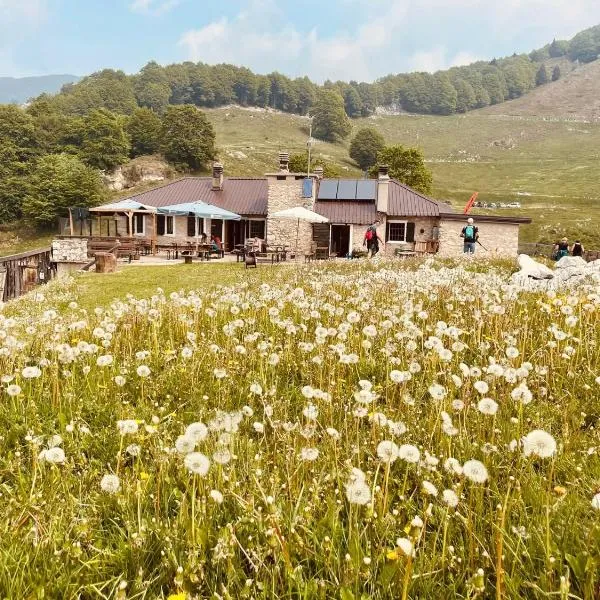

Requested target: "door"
[
  {"left": 330, "top": 225, "right": 350, "bottom": 257},
  {"left": 225, "top": 220, "right": 245, "bottom": 252}
]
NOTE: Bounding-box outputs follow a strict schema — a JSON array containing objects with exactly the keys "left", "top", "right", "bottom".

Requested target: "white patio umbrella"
[{"left": 270, "top": 206, "right": 329, "bottom": 255}]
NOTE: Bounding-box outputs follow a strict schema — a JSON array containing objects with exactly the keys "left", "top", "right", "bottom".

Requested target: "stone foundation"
[{"left": 52, "top": 238, "right": 89, "bottom": 262}]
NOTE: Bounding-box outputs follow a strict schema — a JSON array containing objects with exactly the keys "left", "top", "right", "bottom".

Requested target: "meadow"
[{"left": 1, "top": 257, "right": 600, "bottom": 599}]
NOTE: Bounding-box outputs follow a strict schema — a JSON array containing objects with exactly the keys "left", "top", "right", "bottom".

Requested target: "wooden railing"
[{"left": 0, "top": 248, "right": 55, "bottom": 302}]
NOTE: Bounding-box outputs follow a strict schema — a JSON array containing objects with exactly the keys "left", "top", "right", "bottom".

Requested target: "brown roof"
[
  {"left": 388, "top": 181, "right": 448, "bottom": 217},
  {"left": 314, "top": 179, "right": 453, "bottom": 223},
  {"left": 440, "top": 213, "right": 532, "bottom": 224},
  {"left": 124, "top": 177, "right": 268, "bottom": 216},
  {"left": 314, "top": 201, "right": 379, "bottom": 225}
]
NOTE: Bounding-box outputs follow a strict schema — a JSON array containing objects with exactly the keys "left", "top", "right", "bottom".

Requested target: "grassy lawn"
[{"left": 74, "top": 262, "right": 254, "bottom": 311}]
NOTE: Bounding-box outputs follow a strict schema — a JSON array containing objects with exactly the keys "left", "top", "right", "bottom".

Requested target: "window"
[
  {"left": 133, "top": 213, "right": 145, "bottom": 235},
  {"left": 248, "top": 219, "right": 265, "bottom": 239},
  {"left": 156, "top": 215, "right": 174, "bottom": 236},
  {"left": 165, "top": 216, "right": 174, "bottom": 235},
  {"left": 386, "top": 221, "right": 406, "bottom": 242}
]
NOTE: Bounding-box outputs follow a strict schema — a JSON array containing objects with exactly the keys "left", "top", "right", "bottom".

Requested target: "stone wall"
[
  {"left": 266, "top": 176, "right": 314, "bottom": 254},
  {"left": 51, "top": 238, "right": 89, "bottom": 263},
  {"left": 438, "top": 219, "right": 520, "bottom": 257}
]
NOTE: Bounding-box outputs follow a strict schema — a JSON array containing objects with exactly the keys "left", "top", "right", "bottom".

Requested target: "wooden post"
[
  {"left": 128, "top": 212, "right": 133, "bottom": 237},
  {"left": 152, "top": 212, "right": 157, "bottom": 254},
  {"left": 68, "top": 209, "right": 74, "bottom": 237}
]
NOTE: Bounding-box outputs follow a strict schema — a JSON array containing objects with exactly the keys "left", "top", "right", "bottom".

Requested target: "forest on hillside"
[{"left": 31, "top": 25, "right": 600, "bottom": 118}]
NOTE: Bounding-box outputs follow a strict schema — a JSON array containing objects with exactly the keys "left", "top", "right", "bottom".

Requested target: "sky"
[{"left": 1, "top": 0, "right": 600, "bottom": 81}]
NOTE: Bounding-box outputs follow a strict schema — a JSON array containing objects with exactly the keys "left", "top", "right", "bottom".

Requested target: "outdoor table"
[{"left": 196, "top": 244, "right": 211, "bottom": 261}]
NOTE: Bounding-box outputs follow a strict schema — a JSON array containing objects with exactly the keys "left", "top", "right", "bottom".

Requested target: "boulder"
[{"left": 516, "top": 254, "right": 554, "bottom": 280}]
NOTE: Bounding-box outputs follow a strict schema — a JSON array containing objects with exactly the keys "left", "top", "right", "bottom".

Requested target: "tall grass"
[{"left": 0, "top": 257, "right": 599, "bottom": 598}]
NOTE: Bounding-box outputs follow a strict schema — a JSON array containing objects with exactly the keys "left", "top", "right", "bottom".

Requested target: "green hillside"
[{"left": 208, "top": 101, "right": 600, "bottom": 247}]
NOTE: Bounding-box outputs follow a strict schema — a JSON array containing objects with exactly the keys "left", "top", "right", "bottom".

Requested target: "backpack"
[
  {"left": 464, "top": 225, "right": 476, "bottom": 242},
  {"left": 365, "top": 227, "right": 375, "bottom": 241}
]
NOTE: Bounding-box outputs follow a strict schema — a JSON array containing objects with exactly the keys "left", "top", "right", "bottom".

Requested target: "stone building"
[{"left": 72, "top": 153, "right": 530, "bottom": 257}]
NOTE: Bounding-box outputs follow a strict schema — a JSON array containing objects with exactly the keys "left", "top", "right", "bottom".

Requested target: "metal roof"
[
  {"left": 122, "top": 177, "right": 268, "bottom": 216},
  {"left": 314, "top": 201, "right": 379, "bottom": 225},
  {"left": 387, "top": 181, "right": 446, "bottom": 217}
]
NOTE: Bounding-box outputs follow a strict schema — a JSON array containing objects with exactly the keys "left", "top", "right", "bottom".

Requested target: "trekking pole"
[{"left": 477, "top": 240, "right": 489, "bottom": 251}]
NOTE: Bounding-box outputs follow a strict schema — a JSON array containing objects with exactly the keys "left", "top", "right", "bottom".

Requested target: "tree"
[
  {"left": 289, "top": 152, "right": 340, "bottom": 178},
  {"left": 549, "top": 39, "right": 568, "bottom": 58},
  {"left": 349, "top": 128, "right": 386, "bottom": 171},
  {"left": 552, "top": 66, "right": 561, "bottom": 82},
  {"left": 454, "top": 79, "right": 477, "bottom": 113},
  {"left": 0, "top": 105, "right": 40, "bottom": 222},
  {"left": 160, "top": 105, "right": 216, "bottom": 170},
  {"left": 22, "top": 154, "right": 105, "bottom": 228},
  {"left": 73, "top": 109, "right": 131, "bottom": 171},
  {"left": 535, "top": 65, "right": 549, "bottom": 86},
  {"left": 343, "top": 86, "right": 363, "bottom": 118},
  {"left": 311, "top": 89, "right": 352, "bottom": 142},
  {"left": 568, "top": 27, "right": 600, "bottom": 63},
  {"left": 373, "top": 145, "right": 433, "bottom": 195},
  {"left": 127, "top": 108, "right": 162, "bottom": 157},
  {"left": 134, "top": 61, "right": 172, "bottom": 113}
]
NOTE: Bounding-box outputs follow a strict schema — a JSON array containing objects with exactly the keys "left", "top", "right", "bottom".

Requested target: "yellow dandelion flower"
[
  {"left": 167, "top": 593, "right": 186, "bottom": 600},
  {"left": 553, "top": 485, "right": 567, "bottom": 496},
  {"left": 140, "top": 471, "right": 150, "bottom": 481},
  {"left": 386, "top": 550, "right": 399, "bottom": 561}
]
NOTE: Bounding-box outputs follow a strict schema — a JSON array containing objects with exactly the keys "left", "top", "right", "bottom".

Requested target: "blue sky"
[{"left": 2, "top": 0, "right": 600, "bottom": 81}]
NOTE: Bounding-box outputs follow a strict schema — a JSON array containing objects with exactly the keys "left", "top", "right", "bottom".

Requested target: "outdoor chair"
[{"left": 305, "top": 241, "right": 317, "bottom": 262}]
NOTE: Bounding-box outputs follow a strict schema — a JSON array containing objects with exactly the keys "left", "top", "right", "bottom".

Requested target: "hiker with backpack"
[
  {"left": 461, "top": 217, "right": 479, "bottom": 254},
  {"left": 364, "top": 220, "right": 383, "bottom": 257}
]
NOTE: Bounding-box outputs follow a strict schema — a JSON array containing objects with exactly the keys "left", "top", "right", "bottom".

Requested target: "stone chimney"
[
  {"left": 279, "top": 151, "right": 290, "bottom": 173},
  {"left": 376, "top": 165, "right": 390, "bottom": 213},
  {"left": 313, "top": 166, "right": 324, "bottom": 179},
  {"left": 211, "top": 162, "right": 224, "bottom": 191}
]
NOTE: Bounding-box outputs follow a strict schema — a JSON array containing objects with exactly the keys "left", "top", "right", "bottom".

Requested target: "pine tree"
[
  {"left": 552, "top": 66, "right": 561, "bottom": 82},
  {"left": 535, "top": 65, "right": 549, "bottom": 86}
]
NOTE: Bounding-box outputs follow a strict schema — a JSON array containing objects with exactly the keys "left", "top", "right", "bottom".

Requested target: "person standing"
[
  {"left": 571, "top": 240, "right": 585, "bottom": 258},
  {"left": 364, "top": 220, "right": 383, "bottom": 257},
  {"left": 461, "top": 217, "right": 479, "bottom": 254},
  {"left": 553, "top": 237, "right": 569, "bottom": 260}
]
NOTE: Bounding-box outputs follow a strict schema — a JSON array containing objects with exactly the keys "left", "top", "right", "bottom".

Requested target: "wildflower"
[
  {"left": 377, "top": 440, "right": 400, "bottom": 463},
  {"left": 249, "top": 383, "right": 263, "bottom": 395},
  {"left": 213, "top": 368, "right": 227, "bottom": 379},
  {"left": 114, "top": 376, "right": 126, "bottom": 387},
  {"left": 39, "top": 447, "right": 66, "bottom": 464},
  {"left": 185, "top": 422, "right": 208, "bottom": 442},
  {"left": 253, "top": 422, "right": 265, "bottom": 433},
  {"left": 473, "top": 380, "right": 489, "bottom": 394},
  {"left": 210, "top": 490, "right": 224, "bottom": 504},
  {"left": 591, "top": 493, "right": 600, "bottom": 510},
  {"left": 354, "top": 389, "right": 377, "bottom": 404},
  {"left": 6, "top": 384, "right": 22, "bottom": 397},
  {"left": 326, "top": 427, "right": 340, "bottom": 440},
  {"left": 300, "top": 448, "right": 319, "bottom": 461},
  {"left": 96, "top": 355, "right": 113, "bottom": 367},
  {"left": 175, "top": 435, "right": 196, "bottom": 454},
  {"left": 452, "top": 399, "right": 465, "bottom": 411},
  {"left": 396, "top": 537, "right": 415, "bottom": 557},
  {"left": 477, "top": 398, "right": 498, "bottom": 416},
  {"left": 390, "top": 370, "right": 411, "bottom": 383},
  {"left": 422, "top": 481, "right": 438, "bottom": 496},
  {"left": 522, "top": 430, "right": 557, "bottom": 459},
  {"left": 213, "top": 448, "right": 232, "bottom": 465},
  {"left": 126, "top": 444, "right": 141, "bottom": 457},
  {"left": 345, "top": 480, "right": 371, "bottom": 505},
  {"left": 463, "top": 460, "right": 489, "bottom": 484},
  {"left": 184, "top": 452, "right": 210, "bottom": 476},
  {"left": 136, "top": 365, "right": 151, "bottom": 378},
  {"left": 442, "top": 489, "right": 459, "bottom": 508},
  {"left": 302, "top": 403, "right": 318, "bottom": 420},
  {"left": 428, "top": 383, "right": 447, "bottom": 401},
  {"left": 22, "top": 366, "right": 42, "bottom": 379},
  {"left": 506, "top": 346, "right": 520, "bottom": 359},
  {"left": 399, "top": 444, "right": 420, "bottom": 464},
  {"left": 388, "top": 420, "right": 407, "bottom": 436},
  {"left": 362, "top": 325, "right": 377, "bottom": 337},
  {"left": 117, "top": 420, "right": 139, "bottom": 435},
  {"left": 100, "top": 474, "right": 121, "bottom": 494}
]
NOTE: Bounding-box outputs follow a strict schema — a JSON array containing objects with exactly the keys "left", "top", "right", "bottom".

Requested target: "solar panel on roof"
[
  {"left": 318, "top": 180, "right": 338, "bottom": 200},
  {"left": 337, "top": 180, "right": 357, "bottom": 200},
  {"left": 356, "top": 180, "right": 377, "bottom": 201}
]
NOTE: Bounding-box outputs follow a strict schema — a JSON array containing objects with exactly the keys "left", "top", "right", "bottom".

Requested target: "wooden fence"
[{"left": 0, "top": 248, "right": 55, "bottom": 302}]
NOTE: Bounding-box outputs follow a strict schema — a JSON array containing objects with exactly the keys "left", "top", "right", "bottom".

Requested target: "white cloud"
[
  {"left": 177, "top": 0, "right": 600, "bottom": 82},
  {"left": 130, "top": 0, "right": 180, "bottom": 16},
  {"left": 0, "top": 0, "right": 47, "bottom": 23}
]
